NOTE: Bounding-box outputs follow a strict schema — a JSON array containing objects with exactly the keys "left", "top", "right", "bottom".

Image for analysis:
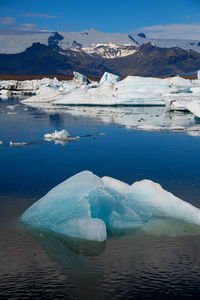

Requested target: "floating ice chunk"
[
  {"left": 167, "top": 126, "right": 185, "bottom": 131},
  {"left": 44, "top": 129, "right": 70, "bottom": 141},
  {"left": 186, "top": 100, "right": 200, "bottom": 118},
  {"left": 44, "top": 129, "right": 80, "bottom": 143},
  {"left": 10, "top": 141, "right": 27, "bottom": 146},
  {"left": 100, "top": 72, "right": 120, "bottom": 84},
  {"left": 186, "top": 125, "right": 200, "bottom": 132},
  {"left": 187, "top": 131, "right": 200, "bottom": 137},
  {"left": 0, "top": 89, "right": 9, "bottom": 98},
  {"left": 137, "top": 125, "right": 164, "bottom": 131},
  {"left": 7, "top": 105, "right": 16, "bottom": 110},
  {"left": 21, "top": 171, "right": 200, "bottom": 243}
]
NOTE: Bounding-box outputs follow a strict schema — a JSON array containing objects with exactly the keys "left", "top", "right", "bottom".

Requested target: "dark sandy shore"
[
  {"left": 0, "top": 74, "right": 100, "bottom": 81},
  {"left": 0, "top": 74, "right": 197, "bottom": 81}
]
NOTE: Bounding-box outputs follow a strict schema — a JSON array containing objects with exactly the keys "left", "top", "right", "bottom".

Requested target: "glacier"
[{"left": 21, "top": 171, "right": 200, "bottom": 242}]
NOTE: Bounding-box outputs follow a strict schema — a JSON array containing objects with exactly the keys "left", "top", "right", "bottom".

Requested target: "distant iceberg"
[
  {"left": 21, "top": 71, "right": 194, "bottom": 107},
  {"left": 1, "top": 70, "right": 199, "bottom": 118},
  {"left": 21, "top": 171, "right": 200, "bottom": 242}
]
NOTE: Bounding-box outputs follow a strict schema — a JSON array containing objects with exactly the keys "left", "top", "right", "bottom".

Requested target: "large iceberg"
[
  {"left": 21, "top": 72, "right": 195, "bottom": 107},
  {"left": 21, "top": 171, "right": 200, "bottom": 242}
]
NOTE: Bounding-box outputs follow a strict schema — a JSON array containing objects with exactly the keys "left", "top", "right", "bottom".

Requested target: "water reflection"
[
  {"left": 2, "top": 99, "right": 200, "bottom": 298},
  {"left": 23, "top": 103, "right": 199, "bottom": 133},
  {"left": 21, "top": 216, "right": 200, "bottom": 267},
  {"left": 22, "top": 224, "right": 106, "bottom": 275}
]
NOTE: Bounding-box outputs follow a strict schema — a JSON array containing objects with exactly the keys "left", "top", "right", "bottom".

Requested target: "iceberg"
[
  {"left": 186, "top": 100, "right": 200, "bottom": 118},
  {"left": 44, "top": 129, "right": 80, "bottom": 143},
  {"left": 0, "top": 89, "right": 9, "bottom": 98},
  {"left": 21, "top": 171, "right": 200, "bottom": 242},
  {"left": 18, "top": 71, "right": 197, "bottom": 107},
  {"left": 44, "top": 129, "right": 70, "bottom": 141},
  {"left": 10, "top": 141, "right": 27, "bottom": 146}
]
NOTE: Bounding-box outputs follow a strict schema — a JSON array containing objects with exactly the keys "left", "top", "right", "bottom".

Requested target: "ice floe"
[
  {"left": 10, "top": 141, "right": 27, "bottom": 146},
  {"left": 44, "top": 129, "right": 80, "bottom": 143},
  {"left": 21, "top": 171, "right": 200, "bottom": 242},
  {"left": 44, "top": 129, "right": 70, "bottom": 141}
]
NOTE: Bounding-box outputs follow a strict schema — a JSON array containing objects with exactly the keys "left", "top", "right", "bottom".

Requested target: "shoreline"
[{"left": 0, "top": 74, "right": 197, "bottom": 81}]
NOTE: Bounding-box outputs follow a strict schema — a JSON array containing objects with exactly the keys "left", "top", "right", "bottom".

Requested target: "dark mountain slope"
[
  {"left": 0, "top": 42, "right": 200, "bottom": 77},
  {"left": 106, "top": 43, "right": 200, "bottom": 76}
]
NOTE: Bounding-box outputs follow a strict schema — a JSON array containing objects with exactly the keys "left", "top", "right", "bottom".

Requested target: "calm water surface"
[{"left": 1, "top": 97, "right": 200, "bottom": 299}]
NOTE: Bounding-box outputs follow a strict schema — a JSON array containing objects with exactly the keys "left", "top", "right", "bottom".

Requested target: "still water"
[{"left": 1, "top": 97, "right": 200, "bottom": 299}]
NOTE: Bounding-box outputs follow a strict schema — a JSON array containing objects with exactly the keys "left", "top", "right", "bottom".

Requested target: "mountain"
[
  {"left": 1, "top": 28, "right": 200, "bottom": 54},
  {"left": 0, "top": 41, "right": 200, "bottom": 77}
]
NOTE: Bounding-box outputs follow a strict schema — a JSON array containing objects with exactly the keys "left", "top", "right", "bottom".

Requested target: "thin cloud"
[
  {"left": 137, "top": 23, "right": 200, "bottom": 40},
  {"left": 0, "top": 16, "right": 16, "bottom": 25},
  {"left": 21, "top": 13, "right": 57, "bottom": 19},
  {"left": 15, "top": 23, "right": 38, "bottom": 31},
  {"left": 0, "top": 16, "right": 38, "bottom": 32}
]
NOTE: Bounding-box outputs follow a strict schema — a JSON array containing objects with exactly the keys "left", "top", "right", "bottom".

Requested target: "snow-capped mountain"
[
  {"left": 0, "top": 41, "right": 200, "bottom": 77},
  {"left": 62, "top": 44, "right": 137, "bottom": 59},
  {"left": 1, "top": 28, "right": 200, "bottom": 55},
  {"left": 1, "top": 29, "right": 200, "bottom": 77}
]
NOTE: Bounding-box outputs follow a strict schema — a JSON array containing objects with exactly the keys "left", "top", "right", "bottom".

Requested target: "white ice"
[
  {"left": 20, "top": 72, "right": 195, "bottom": 107},
  {"left": 44, "top": 129, "right": 70, "bottom": 141},
  {"left": 186, "top": 100, "right": 200, "bottom": 118},
  {"left": 99, "top": 72, "right": 120, "bottom": 84},
  {"left": 21, "top": 171, "right": 200, "bottom": 242},
  {"left": 44, "top": 129, "right": 80, "bottom": 143}
]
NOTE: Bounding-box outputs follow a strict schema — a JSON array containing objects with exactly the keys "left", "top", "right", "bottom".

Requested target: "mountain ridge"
[
  {"left": 1, "top": 29, "right": 200, "bottom": 54},
  {"left": 0, "top": 41, "right": 200, "bottom": 77}
]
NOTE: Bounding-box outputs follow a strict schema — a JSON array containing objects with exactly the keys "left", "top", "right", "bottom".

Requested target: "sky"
[{"left": 0, "top": 0, "right": 200, "bottom": 39}]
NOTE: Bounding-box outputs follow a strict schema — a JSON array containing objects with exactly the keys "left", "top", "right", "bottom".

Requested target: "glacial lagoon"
[{"left": 1, "top": 97, "right": 200, "bottom": 298}]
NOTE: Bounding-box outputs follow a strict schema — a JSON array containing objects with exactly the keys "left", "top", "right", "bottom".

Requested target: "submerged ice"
[{"left": 21, "top": 171, "right": 200, "bottom": 242}]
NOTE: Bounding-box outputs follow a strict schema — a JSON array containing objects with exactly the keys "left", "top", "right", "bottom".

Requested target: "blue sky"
[{"left": 0, "top": 0, "right": 200, "bottom": 38}]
